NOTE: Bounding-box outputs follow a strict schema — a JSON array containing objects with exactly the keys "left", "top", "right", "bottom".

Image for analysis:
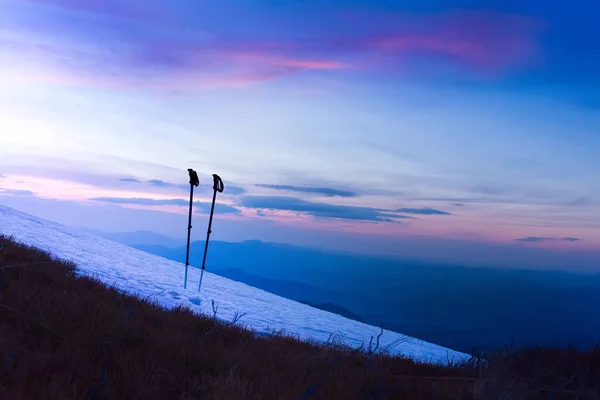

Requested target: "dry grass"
[{"left": 0, "top": 233, "right": 598, "bottom": 399}]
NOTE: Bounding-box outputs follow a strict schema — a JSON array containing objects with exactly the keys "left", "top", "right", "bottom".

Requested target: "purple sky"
[{"left": 0, "top": 0, "right": 599, "bottom": 269}]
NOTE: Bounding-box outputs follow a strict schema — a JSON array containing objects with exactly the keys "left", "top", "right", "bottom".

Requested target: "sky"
[{"left": 0, "top": 0, "right": 599, "bottom": 269}]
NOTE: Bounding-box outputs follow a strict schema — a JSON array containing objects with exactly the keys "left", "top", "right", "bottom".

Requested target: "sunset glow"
[{"left": 1, "top": 0, "right": 599, "bottom": 267}]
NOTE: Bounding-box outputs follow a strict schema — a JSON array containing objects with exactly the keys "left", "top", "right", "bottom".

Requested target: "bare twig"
[
  {"left": 201, "top": 309, "right": 247, "bottom": 339},
  {"left": 357, "top": 326, "right": 387, "bottom": 397},
  {"left": 211, "top": 299, "right": 218, "bottom": 319},
  {"left": 144, "top": 289, "right": 165, "bottom": 301},
  {"left": 230, "top": 311, "right": 247, "bottom": 325}
]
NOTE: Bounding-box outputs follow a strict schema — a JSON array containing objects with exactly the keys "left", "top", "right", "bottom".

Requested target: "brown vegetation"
[{"left": 0, "top": 233, "right": 599, "bottom": 399}]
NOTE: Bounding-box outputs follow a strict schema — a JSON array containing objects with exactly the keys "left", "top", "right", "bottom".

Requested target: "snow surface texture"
[{"left": 0, "top": 205, "right": 471, "bottom": 364}]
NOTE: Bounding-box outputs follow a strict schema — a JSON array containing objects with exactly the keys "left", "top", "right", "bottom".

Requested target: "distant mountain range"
[
  {"left": 298, "top": 301, "right": 365, "bottom": 323},
  {"left": 99, "top": 229, "right": 600, "bottom": 354},
  {"left": 77, "top": 228, "right": 186, "bottom": 248}
]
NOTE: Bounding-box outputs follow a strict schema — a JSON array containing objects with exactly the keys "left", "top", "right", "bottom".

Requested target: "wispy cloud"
[
  {"left": 237, "top": 195, "right": 411, "bottom": 222},
  {"left": 414, "top": 191, "right": 598, "bottom": 208},
  {"left": 514, "top": 237, "right": 555, "bottom": 242},
  {"left": 0, "top": 188, "right": 36, "bottom": 196},
  {"left": 147, "top": 179, "right": 188, "bottom": 191},
  {"left": 1, "top": 30, "right": 347, "bottom": 90},
  {"left": 562, "top": 237, "right": 582, "bottom": 242},
  {"left": 23, "top": 0, "right": 147, "bottom": 17},
  {"left": 119, "top": 177, "right": 246, "bottom": 195},
  {"left": 219, "top": 185, "right": 247, "bottom": 195},
  {"left": 90, "top": 197, "right": 241, "bottom": 215},
  {"left": 92, "top": 197, "right": 189, "bottom": 207},
  {"left": 562, "top": 197, "right": 596, "bottom": 207},
  {"left": 2, "top": 2, "right": 543, "bottom": 91},
  {"left": 395, "top": 207, "right": 452, "bottom": 215},
  {"left": 515, "top": 236, "right": 582, "bottom": 243},
  {"left": 118, "top": 178, "right": 187, "bottom": 191},
  {"left": 255, "top": 184, "right": 358, "bottom": 198},
  {"left": 345, "top": 10, "right": 542, "bottom": 74}
]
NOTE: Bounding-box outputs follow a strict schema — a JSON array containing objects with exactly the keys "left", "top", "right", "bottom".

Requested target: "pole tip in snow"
[{"left": 188, "top": 169, "right": 199, "bottom": 187}]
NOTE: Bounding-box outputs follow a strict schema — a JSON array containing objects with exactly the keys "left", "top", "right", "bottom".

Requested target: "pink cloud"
[
  {"left": 3, "top": 34, "right": 348, "bottom": 90},
  {"left": 15, "top": 62, "right": 338, "bottom": 91},
  {"left": 365, "top": 34, "right": 527, "bottom": 71},
  {"left": 338, "top": 10, "right": 544, "bottom": 74},
  {"left": 230, "top": 52, "right": 348, "bottom": 71},
  {"left": 3, "top": 5, "right": 543, "bottom": 90}
]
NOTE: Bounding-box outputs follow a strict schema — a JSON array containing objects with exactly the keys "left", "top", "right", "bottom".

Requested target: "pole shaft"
[
  {"left": 198, "top": 268, "right": 205, "bottom": 293},
  {"left": 199, "top": 187, "right": 217, "bottom": 291},
  {"left": 184, "top": 184, "right": 194, "bottom": 289}
]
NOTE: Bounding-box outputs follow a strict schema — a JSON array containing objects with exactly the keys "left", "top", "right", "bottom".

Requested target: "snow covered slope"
[{"left": 0, "top": 205, "right": 471, "bottom": 364}]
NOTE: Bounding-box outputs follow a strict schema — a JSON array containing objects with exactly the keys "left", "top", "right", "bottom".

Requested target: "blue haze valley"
[{"left": 90, "top": 229, "right": 600, "bottom": 354}]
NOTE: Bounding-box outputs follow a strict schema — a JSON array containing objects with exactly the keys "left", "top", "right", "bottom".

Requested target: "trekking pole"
[
  {"left": 184, "top": 168, "right": 199, "bottom": 289},
  {"left": 198, "top": 173, "right": 224, "bottom": 293}
]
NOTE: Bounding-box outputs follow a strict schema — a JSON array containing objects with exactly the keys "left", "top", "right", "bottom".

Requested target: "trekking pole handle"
[
  {"left": 212, "top": 174, "right": 224, "bottom": 193},
  {"left": 188, "top": 169, "right": 200, "bottom": 187}
]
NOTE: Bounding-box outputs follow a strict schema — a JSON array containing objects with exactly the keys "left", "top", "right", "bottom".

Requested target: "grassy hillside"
[{"left": 1, "top": 234, "right": 599, "bottom": 399}]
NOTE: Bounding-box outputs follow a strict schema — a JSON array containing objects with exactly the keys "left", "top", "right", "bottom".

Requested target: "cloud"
[
  {"left": 0, "top": 188, "right": 36, "bottom": 196},
  {"left": 562, "top": 197, "right": 595, "bottom": 207},
  {"left": 255, "top": 184, "right": 358, "bottom": 198},
  {"left": 2, "top": 27, "right": 347, "bottom": 90},
  {"left": 2, "top": 3, "right": 542, "bottom": 91},
  {"left": 147, "top": 179, "right": 168, "bottom": 186},
  {"left": 0, "top": 156, "right": 249, "bottom": 200},
  {"left": 514, "top": 237, "right": 556, "bottom": 242},
  {"left": 26, "top": 0, "right": 157, "bottom": 19},
  {"left": 117, "top": 178, "right": 188, "bottom": 191},
  {"left": 220, "top": 185, "right": 247, "bottom": 195},
  {"left": 454, "top": 203, "right": 465, "bottom": 207},
  {"left": 120, "top": 177, "right": 246, "bottom": 195},
  {"left": 237, "top": 196, "right": 411, "bottom": 222},
  {"left": 339, "top": 9, "right": 543, "bottom": 73},
  {"left": 395, "top": 207, "right": 452, "bottom": 215},
  {"left": 468, "top": 184, "right": 510, "bottom": 197},
  {"left": 147, "top": 179, "right": 189, "bottom": 191},
  {"left": 414, "top": 191, "right": 598, "bottom": 208},
  {"left": 92, "top": 197, "right": 188, "bottom": 207},
  {"left": 514, "top": 236, "right": 582, "bottom": 243},
  {"left": 146, "top": 178, "right": 247, "bottom": 195},
  {"left": 256, "top": 210, "right": 266, "bottom": 217},
  {"left": 89, "top": 197, "right": 241, "bottom": 215}
]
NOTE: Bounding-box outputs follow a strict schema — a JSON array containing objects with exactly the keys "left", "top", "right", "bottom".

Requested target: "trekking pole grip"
[
  {"left": 212, "top": 174, "right": 224, "bottom": 193},
  {"left": 188, "top": 169, "right": 200, "bottom": 187}
]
